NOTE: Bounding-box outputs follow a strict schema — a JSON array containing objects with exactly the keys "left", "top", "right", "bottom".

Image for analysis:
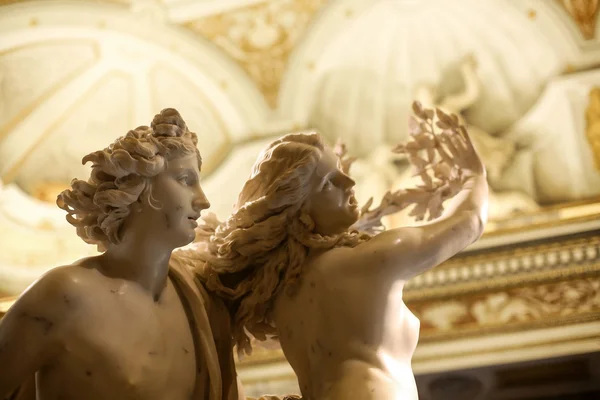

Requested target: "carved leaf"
[
  {"left": 436, "top": 107, "right": 456, "bottom": 127},
  {"left": 408, "top": 116, "right": 422, "bottom": 135},
  {"left": 333, "top": 138, "right": 357, "bottom": 174},
  {"left": 412, "top": 100, "right": 425, "bottom": 118},
  {"left": 353, "top": 101, "right": 472, "bottom": 232}
]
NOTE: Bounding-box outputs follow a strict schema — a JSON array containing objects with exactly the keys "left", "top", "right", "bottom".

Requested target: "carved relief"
[
  {"left": 185, "top": 0, "right": 328, "bottom": 108},
  {"left": 405, "top": 235, "right": 600, "bottom": 297},
  {"left": 560, "top": 0, "right": 600, "bottom": 39},
  {"left": 585, "top": 87, "right": 600, "bottom": 170},
  {"left": 411, "top": 277, "right": 600, "bottom": 339}
]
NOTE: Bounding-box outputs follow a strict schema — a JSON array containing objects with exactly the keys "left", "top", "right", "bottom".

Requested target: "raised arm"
[
  {"left": 351, "top": 119, "right": 488, "bottom": 282},
  {"left": 0, "top": 267, "right": 71, "bottom": 397}
]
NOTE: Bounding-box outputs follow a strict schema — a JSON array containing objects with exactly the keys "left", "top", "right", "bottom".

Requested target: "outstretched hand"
[{"left": 351, "top": 101, "right": 485, "bottom": 232}]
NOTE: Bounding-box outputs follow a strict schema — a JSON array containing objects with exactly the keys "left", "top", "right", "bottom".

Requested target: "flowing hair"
[
  {"left": 179, "top": 132, "right": 371, "bottom": 355},
  {"left": 57, "top": 109, "right": 201, "bottom": 252}
]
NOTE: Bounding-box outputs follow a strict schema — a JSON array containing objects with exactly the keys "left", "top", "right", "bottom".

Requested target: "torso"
[
  {"left": 37, "top": 262, "right": 198, "bottom": 400},
  {"left": 273, "top": 247, "right": 420, "bottom": 400}
]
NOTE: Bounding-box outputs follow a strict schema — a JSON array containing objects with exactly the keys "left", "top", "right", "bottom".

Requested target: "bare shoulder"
[
  {"left": 9, "top": 262, "right": 99, "bottom": 324},
  {"left": 327, "top": 228, "right": 422, "bottom": 263},
  {"left": 321, "top": 212, "right": 481, "bottom": 282},
  {"left": 310, "top": 228, "right": 425, "bottom": 282},
  {"left": 0, "top": 264, "right": 99, "bottom": 388},
  {"left": 310, "top": 246, "right": 359, "bottom": 277},
  {"left": 31, "top": 263, "right": 95, "bottom": 296}
]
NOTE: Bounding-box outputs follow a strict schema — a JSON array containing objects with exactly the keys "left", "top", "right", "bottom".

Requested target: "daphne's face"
[{"left": 306, "top": 147, "right": 359, "bottom": 236}]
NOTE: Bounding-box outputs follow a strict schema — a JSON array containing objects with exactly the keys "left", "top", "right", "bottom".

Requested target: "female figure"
[{"left": 183, "top": 113, "right": 488, "bottom": 400}]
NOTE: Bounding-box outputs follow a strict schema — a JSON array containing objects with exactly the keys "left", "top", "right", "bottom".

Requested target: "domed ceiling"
[{"left": 1, "top": 0, "right": 600, "bottom": 294}]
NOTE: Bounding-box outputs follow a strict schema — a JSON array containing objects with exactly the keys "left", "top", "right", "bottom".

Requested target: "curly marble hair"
[
  {"left": 179, "top": 132, "right": 371, "bottom": 355},
  {"left": 57, "top": 108, "right": 200, "bottom": 252}
]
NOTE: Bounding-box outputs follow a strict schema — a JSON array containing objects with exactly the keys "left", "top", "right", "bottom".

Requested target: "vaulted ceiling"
[{"left": 1, "top": 0, "right": 599, "bottom": 294}]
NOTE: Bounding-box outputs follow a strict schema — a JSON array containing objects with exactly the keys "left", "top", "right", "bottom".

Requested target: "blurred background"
[{"left": 1, "top": 0, "right": 600, "bottom": 399}]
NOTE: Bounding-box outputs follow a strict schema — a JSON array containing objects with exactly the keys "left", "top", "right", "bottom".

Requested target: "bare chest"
[
  {"left": 277, "top": 269, "right": 420, "bottom": 357},
  {"left": 380, "top": 298, "right": 420, "bottom": 358},
  {"left": 53, "top": 285, "right": 197, "bottom": 399},
  {"left": 336, "top": 278, "right": 421, "bottom": 356}
]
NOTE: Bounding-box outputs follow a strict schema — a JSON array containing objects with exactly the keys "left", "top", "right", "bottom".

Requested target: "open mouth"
[
  {"left": 348, "top": 195, "right": 358, "bottom": 208},
  {"left": 188, "top": 216, "right": 199, "bottom": 227}
]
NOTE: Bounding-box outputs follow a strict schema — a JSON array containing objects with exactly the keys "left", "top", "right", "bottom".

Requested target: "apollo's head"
[{"left": 58, "top": 108, "right": 209, "bottom": 252}]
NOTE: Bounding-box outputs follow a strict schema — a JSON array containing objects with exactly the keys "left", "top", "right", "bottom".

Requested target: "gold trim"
[
  {"left": 485, "top": 212, "right": 600, "bottom": 238},
  {"left": 0, "top": 40, "right": 100, "bottom": 143},
  {"left": 417, "top": 313, "right": 600, "bottom": 344},
  {"left": 405, "top": 232, "right": 600, "bottom": 299},
  {"left": 413, "top": 330, "right": 600, "bottom": 363},
  {"left": 560, "top": 61, "right": 600, "bottom": 75},
  {"left": 434, "top": 234, "right": 600, "bottom": 270},
  {"left": 241, "top": 372, "right": 299, "bottom": 387},
  {"left": 237, "top": 348, "right": 285, "bottom": 367},
  {"left": 0, "top": 296, "right": 16, "bottom": 317},
  {"left": 410, "top": 276, "right": 600, "bottom": 340},
  {"left": 0, "top": 0, "right": 32, "bottom": 5},
  {"left": 482, "top": 198, "right": 600, "bottom": 237},
  {"left": 405, "top": 262, "right": 600, "bottom": 301},
  {"left": 558, "top": 0, "right": 600, "bottom": 40},
  {"left": 0, "top": 0, "right": 129, "bottom": 4},
  {"left": 586, "top": 87, "right": 600, "bottom": 170},
  {"left": 1, "top": 71, "right": 133, "bottom": 183},
  {"left": 183, "top": 0, "right": 328, "bottom": 109}
]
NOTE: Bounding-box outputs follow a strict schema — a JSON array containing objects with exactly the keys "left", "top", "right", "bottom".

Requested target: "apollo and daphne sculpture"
[{"left": 0, "top": 101, "right": 487, "bottom": 400}]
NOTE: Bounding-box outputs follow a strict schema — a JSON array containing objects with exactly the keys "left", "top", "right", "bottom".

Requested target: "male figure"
[{"left": 0, "top": 109, "right": 239, "bottom": 400}]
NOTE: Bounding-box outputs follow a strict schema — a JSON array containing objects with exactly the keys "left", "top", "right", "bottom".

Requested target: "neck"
[{"left": 101, "top": 233, "right": 174, "bottom": 302}]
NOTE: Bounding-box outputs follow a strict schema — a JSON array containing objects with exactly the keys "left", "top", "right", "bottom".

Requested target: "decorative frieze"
[{"left": 405, "top": 232, "right": 600, "bottom": 300}]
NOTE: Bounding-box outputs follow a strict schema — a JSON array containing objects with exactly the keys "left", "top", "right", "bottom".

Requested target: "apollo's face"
[{"left": 140, "top": 154, "right": 210, "bottom": 247}]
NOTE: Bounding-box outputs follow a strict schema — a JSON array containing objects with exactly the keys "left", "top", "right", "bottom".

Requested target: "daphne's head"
[
  {"left": 236, "top": 131, "right": 360, "bottom": 235},
  {"left": 186, "top": 132, "right": 368, "bottom": 355}
]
